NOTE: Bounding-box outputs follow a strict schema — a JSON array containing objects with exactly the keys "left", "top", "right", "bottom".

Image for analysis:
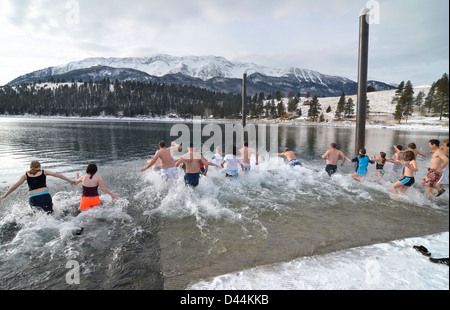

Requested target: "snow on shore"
[{"left": 188, "top": 232, "right": 449, "bottom": 290}]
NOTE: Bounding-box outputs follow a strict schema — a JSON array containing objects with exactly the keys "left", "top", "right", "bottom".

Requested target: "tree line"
[
  {"left": 1, "top": 74, "right": 447, "bottom": 122},
  {"left": 0, "top": 79, "right": 244, "bottom": 119},
  {"left": 393, "top": 73, "right": 449, "bottom": 123}
]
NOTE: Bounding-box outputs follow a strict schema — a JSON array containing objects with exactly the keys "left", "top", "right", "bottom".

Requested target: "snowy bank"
[{"left": 188, "top": 232, "right": 449, "bottom": 290}]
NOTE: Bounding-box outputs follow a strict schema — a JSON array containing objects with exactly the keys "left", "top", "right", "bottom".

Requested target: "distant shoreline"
[{"left": 0, "top": 114, "right": 448, "bottom": 132}]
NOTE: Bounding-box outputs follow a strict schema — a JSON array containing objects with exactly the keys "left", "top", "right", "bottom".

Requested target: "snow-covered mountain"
[{"left": 6, "top": 55, "right": 396, "bottom": 96}]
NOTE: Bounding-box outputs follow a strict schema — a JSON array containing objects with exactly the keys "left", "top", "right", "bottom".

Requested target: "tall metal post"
[
  {"left": 242, "top": 73, "right": 247, "bottom": 128},
  {"left": 355, "top": 9, "right": 370, "bottom": 157},
  {"left": 242, "top": 73, "right": 247, "bottom": 144}
]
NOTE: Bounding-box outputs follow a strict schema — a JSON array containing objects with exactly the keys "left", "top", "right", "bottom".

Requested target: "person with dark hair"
[
  {"left": 321, "top": 143, "right": 349, "bottom": 176},
  {"left": 140, "top": 140, "right": 178, "bottom": 179},
  {"left": 422, "top": 139, "right": 449, "bottom": 199},
  {"left": 276, "top": 148, "right": 302, "bottom": 167},
  {"left": 175, "top": 144, "right": 212, "bottom": 187},
  {"left": 74, "top": 163, "right": 118, "bottom": 211},
  {"left": 0, "top": 161, "right": 75, "bottom": 214},
  {"left": 347, "top": 148, "right": 374, "bottom": 182},
  {"left": 392, "top": 151, "right": 418, "bottom": 195},
  {"left": 394, "top": 142, "right": 426, "bottom": 159},
  {"left": 240, "top": 141, "right": 259, "bottom": 171}
]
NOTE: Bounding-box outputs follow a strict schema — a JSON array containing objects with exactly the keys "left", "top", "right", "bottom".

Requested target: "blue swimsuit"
[{"left": 352, "top": 156, "right": 374, "bottom": 176}]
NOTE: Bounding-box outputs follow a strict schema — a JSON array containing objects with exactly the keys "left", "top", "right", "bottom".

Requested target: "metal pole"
[
  {"left": 242, "top": 73, "right": 247, "bottom": 128},
  {"left": 242, "top": 73, "right": 247, "bottom": 144},
  {"left": 355, "top": 9, "right": 370, "bottom": 157}
]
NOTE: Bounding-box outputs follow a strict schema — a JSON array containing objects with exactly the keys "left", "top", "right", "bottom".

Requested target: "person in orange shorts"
[{"left": 74, "top": 164, "right": 118, "bottom": 210}]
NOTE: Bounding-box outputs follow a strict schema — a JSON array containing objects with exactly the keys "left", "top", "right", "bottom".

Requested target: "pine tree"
[
  {"left": 277, "top": 100, "right": 286, "bottom": 117},
  {"left": 270, "top": 99, "right": 277, "bottom": 117},
  {"left": 395, "top": 81, "right": 405, "bottom": 97},
  {"left": 392, "top": 81, "right": 404, "bottom": 109},
  {"left": 335, "top": 92, "right": 346, "bottom": 119},
  {"left": 402, "top": 81, "right": 415, "bottom": 123},
  {"left": 256, "top": 92, "right": 265, "bottom": 117},
  {"left": 264, "top": 100, "right": 271, "bottom": 118},
  {"left": 344, "top": 97, "right": 354, "bottom": 118},
  {"left": 394, "top": 80, "right": 414, "bottom": 123},
  {"left": 414, "top": 90, "right": 425, "bottom": 113},
  {"left": 434, "top": 73, "right": 449, "bottom": 120},
  {"left": 308, "top": 95, "right": 321, "bottom": 122},
  {"left": 423, "top": 83, "right": 436, "bottom": 113},
  {"left": 288, "top": 96, "right": 299, "bottom": 113}
]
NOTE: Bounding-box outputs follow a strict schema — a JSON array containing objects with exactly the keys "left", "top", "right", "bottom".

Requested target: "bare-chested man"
[
  {"left": 321, "top": 143, "right": 350, "bottom": 176},
  {"left": 240, "top": 141, "right": 259, "bottom": 171},
  {"left": 175, "top": 144, "right": 211, "bottom": 188},
  {"left": 140, "top": 141, "right": 178, "bottom": 178},
  {"left": 276, "top": 148, "right": 302, "bottom": 167},
  {"left": 435, "top": 139, "right": 449, "bottom": 197},
  {"left": 421, "top": 139, "right": 449, "bottom": 199}
]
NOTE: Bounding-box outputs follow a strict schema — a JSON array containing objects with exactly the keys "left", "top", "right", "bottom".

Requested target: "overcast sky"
[{"left": 0, "top": 0, "right": 448, "bottom": 87}]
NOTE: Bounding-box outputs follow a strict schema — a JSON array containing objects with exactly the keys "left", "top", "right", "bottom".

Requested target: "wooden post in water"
[
  {"left": 242, "top": 73, "right": 247, "bottom": 143},
  {"left": 242, "top": 73, "right": 247, "bottom": 128},
  {"left": 355, "top": 8, "right": 370, "bottom": 157}
]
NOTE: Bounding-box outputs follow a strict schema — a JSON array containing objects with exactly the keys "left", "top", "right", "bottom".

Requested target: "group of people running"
[
  {"left": 321, "top": 139, "right": 449, "bottom": 198},
  {"left": 0, "top": 138, "right": 448, "bottom": 215},
  {"left": 0, "top": 161, "right": 118, "bottom": 214}
]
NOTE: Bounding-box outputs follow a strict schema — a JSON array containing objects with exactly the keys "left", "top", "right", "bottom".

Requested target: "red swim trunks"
[
  {"left": 422, "top": 169, "right": 442, "bottom": 188},
  {"left": 80, "top": 196, "right": 101, "bottom": 210}
]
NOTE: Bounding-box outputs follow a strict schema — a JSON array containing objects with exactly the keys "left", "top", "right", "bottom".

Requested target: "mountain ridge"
[{"left": 6, "top": 55, "right": 396, "bottom": 96}]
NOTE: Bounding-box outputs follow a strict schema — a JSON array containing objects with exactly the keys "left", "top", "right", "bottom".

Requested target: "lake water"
[{"left": 0, "top": 117, "right": 448, "bottom": 290}]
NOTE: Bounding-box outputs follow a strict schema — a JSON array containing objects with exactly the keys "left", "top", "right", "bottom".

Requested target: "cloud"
[{"left": 0, "top": 0, "right": 448, "bottom": 86}]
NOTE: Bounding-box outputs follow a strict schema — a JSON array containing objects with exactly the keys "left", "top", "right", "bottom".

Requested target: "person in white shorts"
[
  {"left": 140, "top": 141, "right": 179, "bottom": 179},
  {"left": 221, "top": 145, "right": 244, "bottom": 177}
]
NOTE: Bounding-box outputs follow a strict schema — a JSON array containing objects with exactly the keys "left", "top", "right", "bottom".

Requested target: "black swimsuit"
[
  {"left": 26, "top": 170, "right": 47, "bottom": 191},
  {"left": 26, "top": 171, "right": 53, "bottom": 214}
]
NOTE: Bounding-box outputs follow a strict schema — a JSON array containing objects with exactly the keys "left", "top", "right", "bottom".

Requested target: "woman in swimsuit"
[
  {"left": 392, "top": 151, "right": 418, "bottom": 195},
  {"left": 0, "top": 161, "right": 75, "bottom": 214},
  {"left": 370, "top": 152, "right": 395, "bottom": 180},
  {"left": 74, "top": 164, "right": 118, "bottom": 211}
]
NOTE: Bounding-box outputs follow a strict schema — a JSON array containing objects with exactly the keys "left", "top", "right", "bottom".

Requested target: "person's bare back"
[
  {"left": 178, "top": 151, "right": 205, "bottom": 173},
  {"left": 322, "top": 148, "right": 345, "bottom": 165},
  {"left": 276, "top": 149, "right": 297, "bottom": 161},
  {"left": 322, "top": 144, "right": 348, "bottom": 166},
  {"left": 154, "top": 148, "right": 176, "bottom": 169},
  {"left": 240, "top": 146, "right": 258, "bottom": 165},
  {"left": 141, "top": 141, "right": 176, "bottom": 172}
]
